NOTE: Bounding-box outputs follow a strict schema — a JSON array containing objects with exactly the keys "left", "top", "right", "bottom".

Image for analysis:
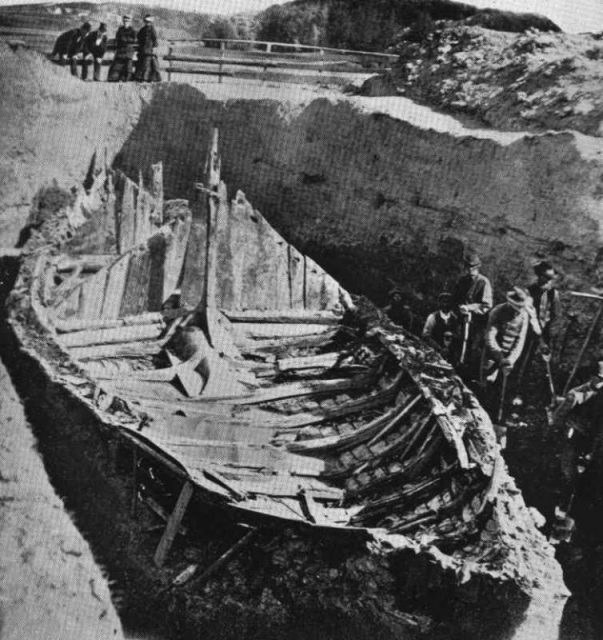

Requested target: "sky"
[{"left": 0, "top": 0, "right": 602, "bottom": 33}]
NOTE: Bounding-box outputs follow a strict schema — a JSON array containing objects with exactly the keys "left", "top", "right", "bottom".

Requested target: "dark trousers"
[
  {"left": 135, "top": 55, "right": 161, "bottom": 82},
  {"left": 108, "top": 56, "right": 133, "bottom": 82},
  {"left": 82, "top": 56, "right": 103, "bottom": 81}
]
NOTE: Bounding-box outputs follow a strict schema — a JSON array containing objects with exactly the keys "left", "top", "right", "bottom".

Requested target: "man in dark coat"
[
  {"left": 422, "top": 292, "right": 460, "bottom": 364},
  {"left": 108, "top": 15, "right": 137, "bottom": 82},
  {"left": 452, "top": 251, "right": 493, "bottom": 373},
  {"left": 51, "top": 22, "right": 91, "bottom": 77},
  {"left": 528, "top": 260, "right": 561, "bottom": 345},
  {"left": 383, "top": 286, "right": 422, "bottom": 335},
  {"left": 82, "top": 22, "right": 108, "bottom": 81},
  {"left": 135, "top": 14, "right": 161, "bottom": 82}
]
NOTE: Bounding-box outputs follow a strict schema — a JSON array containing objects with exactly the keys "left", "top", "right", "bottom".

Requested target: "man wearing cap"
[
  {"left": 51, "top": 22, "right": 91, "bottom": 77},
  {"left": 135, "top": 14, "right": 161, "bottom": 82},
  {"left": 481, "top": 287, "right": 540, "bottom": 383},
  {"left": 82, "top": 22, "right": 108, "bottom": 81},
  {"left": 108, "top": 15, "right": 137, "bottom": 82},
  {"left": 452, "top": 252, "right": 493, "bottom": 371},
  {"left": 422, "top": 292, "right": 460, "bottom": 363},
  {"left": 528, "top": 261, "right": 561, "bottom": 345}
]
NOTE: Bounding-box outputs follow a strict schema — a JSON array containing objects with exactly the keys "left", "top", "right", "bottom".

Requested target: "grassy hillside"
[{"left": 255, "top": 0, "right": 561, "bottom": 51}]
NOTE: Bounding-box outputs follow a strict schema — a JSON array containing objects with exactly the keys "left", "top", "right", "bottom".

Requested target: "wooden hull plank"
[
  {"left": 100, "top": 254, "right": 130, "bottom": 319},
  {"left": 147, "top": 232, "right": 167, "bottom": 312},
  {"left": 180, "top": 189, "right": 208, "bottom": 309},
  {"left": 59, "top": 323, "right": 163, "bottom": 348},
  {"left": 116, "top": 173, "right": 136, "bottom": 253},
  {"left": 120, "top": 246, "right": 151, "bottom": 317},
  {"left": 288, "top": 244, "right": 305, "bottom": 309},
  {"left": 162, "top": 204, "right": 191, "bottom": 300}
]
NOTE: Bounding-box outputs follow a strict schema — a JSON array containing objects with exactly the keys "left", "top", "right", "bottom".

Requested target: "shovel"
[
  {"left": 493, "top": 369, "right": 510, "bottom": 449},
  {"left": 459, "top": 314, "right": 471, "bottom": 365}
]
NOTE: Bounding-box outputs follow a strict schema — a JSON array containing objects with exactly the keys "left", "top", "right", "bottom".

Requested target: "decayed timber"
[{"left": 7, "top": 127, "right": 568, "bottom": 634}]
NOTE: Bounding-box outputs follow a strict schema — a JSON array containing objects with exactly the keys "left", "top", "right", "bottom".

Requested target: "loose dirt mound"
[
  {"left": 0, "top": 42, "right": 151, "bottom": 247},
  {"left": 386, "top": 27, "right": 603, "bottom": 136}
]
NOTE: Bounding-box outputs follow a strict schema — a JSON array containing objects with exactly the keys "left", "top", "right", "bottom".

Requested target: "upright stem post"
[{"left": 167, "top": 44, "right": 173, "bottom": 81}]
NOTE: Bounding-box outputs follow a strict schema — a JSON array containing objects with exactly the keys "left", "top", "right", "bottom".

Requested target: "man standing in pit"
[
  {"left": 108, "top": 15, "right": 137, "bottom": 82},
  {"left": 422, "top": 292, "right": 460, "bottom": 363},
  {"left": 383, "top": 286, "right": 422, "bottom": 335},
  {"left": 551, "top": 349, "right": 603, "bottom": 538},
  {"left": 451, "top": 252, "right": 493, "bottom": 373},
  {"left": 82, "top": 22, "right": 108, "bottom": 82},
  {"left": 481, "top": 287, "right": 544, "bottom": 384},
  {"left": 135, "top": 14, "right": 161, "bottom": 82},
  {"left": 50, "top": 22, "right": 91, "bottom": 77},
  {"left": 528, "top": 260, "right": 561, "bottom": 346}
]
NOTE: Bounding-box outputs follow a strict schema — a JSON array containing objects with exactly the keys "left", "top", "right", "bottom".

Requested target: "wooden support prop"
[
  {"left": 563, "top": 299, "right": 603, "bottom": 395},
  {"left": 154, "top": 480, "right": 194, "bottom": 567},
  {"left": 192, "top": 530, "right": 256, "bottom": 587},
  {"left": 131, "top": 448, "right": 139, "bottom": 518}
]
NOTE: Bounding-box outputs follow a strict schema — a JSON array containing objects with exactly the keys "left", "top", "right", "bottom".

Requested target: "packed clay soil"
[{"left": 0, "top": 353, "right": 123, "bottom": 639}]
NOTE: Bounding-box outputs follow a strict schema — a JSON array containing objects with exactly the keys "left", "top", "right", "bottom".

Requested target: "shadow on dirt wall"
[{"left": 112, "top": 83, "right": 603, "bottom": 320}]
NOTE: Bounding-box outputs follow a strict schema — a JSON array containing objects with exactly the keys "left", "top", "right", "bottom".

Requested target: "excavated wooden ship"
[{"left": 6, "top": 131, "right": 568, "bottom": 638}]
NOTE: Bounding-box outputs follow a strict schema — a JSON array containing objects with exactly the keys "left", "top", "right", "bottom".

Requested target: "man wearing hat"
[
  {"left": 383, "top": 286, "right": 422, "bottom": 335},
  {"left": 108, "top": 15, "right": 137, "bottom": 82},
  {"left": 82, "top": 22, "right": 108, "bottom": 81},
  {"left": 451, "top": 252, "right": 493, "bottom": 371},
  {"left": 51, "top": 22, "right": 91, "bottom": 77},
  {"left": 422, "top": 292, "right": 460, "bottom": 363},
  {"left": 481, "top": 287, "right": 540, "bottom": 383},
  {"left": 135, "top": 14, "right": 161, "bottom": 82},
  {"left": 528, "top": 260, "right": 561, "bottom": 345}
]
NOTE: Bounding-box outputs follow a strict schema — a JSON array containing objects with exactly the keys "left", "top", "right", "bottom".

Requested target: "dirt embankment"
[
  {"left": 384, "top": 26, "right": 603, "bottom": 137},
  {"left": 0, "top": 261, "right": 123, "bottom": 640},
  {"left": 0, "top": 42, "right": 153, "bottom": 248}
]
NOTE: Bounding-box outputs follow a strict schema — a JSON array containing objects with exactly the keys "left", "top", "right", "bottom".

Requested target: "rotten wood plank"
[
  {"left": 288, "top": 244, "right": 305, "bottom": 309},
  {"left": 192, "top": 530, "right": 256, "bottom": 587},
  {"left": 223, "top": 310, "right": 341, "bottom": 324},
  {"left": 120, "top": 246, "right": 151, "bottom": 317},
  {"left": 69, "top": 339, "right": 163, "bottom": 361},
  {"left": 154, "top": 480, "right": 194, "bottom": 567},
  {"left": 180, "top": 185, "right": 208, "bottom": 310},
  {"left": 162, "top": 211, "right": 192, "bottom": 302},
  {"left": 59, "top": 323, "right": 164, "bottom": 348},
  {"left": 56, "top": 309, "right": 187, "bottom": 334},
  {"left": 147, "top": 232, "right": 167, "bottom": 312},
  {"left": 277, "top": 352, "right": 339, "bottom": 373},
  {"left": 79, "top": 269, "right": 108, "bottom": 321},
  {"left": 117, "top": 174, "right": 137, "bottom": 253},
  {"left": 100, "top": 254, "right": 130, "bottom": 319}
]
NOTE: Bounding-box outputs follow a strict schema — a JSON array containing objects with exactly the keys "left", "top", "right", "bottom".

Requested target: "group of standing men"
[
  {"left": 51, "top": 14, "right": 160, "bottom": 83},
  {"left": 387, "top": 252, "right": 560, "bottom": 387}
]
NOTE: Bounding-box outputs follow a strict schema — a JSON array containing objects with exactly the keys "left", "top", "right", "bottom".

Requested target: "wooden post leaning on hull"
[{"left": 154, "top": 480, "right": 194, "bottom": 567}]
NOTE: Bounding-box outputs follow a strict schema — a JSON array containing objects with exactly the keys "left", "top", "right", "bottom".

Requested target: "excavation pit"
[{"left": 2, "top": 42, "right": 603, "bottom": 640}]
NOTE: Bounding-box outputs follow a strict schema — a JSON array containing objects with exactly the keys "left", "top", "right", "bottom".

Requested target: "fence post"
[
  {"left": 167, "top": 44, "right": 173, "bottom": 82},
  {"left": 320, "top": 48, "right": 324, "bottom": 76},
  {"left": 219, "top": 41, "right": 225, "bottom": 84}
]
